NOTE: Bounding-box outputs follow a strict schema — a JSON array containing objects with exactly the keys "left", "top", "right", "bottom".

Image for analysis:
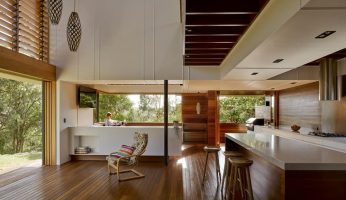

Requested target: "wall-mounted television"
[{"left": 78, "top": 86, "right": 97, "bottom": 108}]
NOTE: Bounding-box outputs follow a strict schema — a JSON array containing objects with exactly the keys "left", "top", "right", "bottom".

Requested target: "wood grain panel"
[
  {"left": 279, "top": 82, "right": 320, "bottom": 129},
  {"left": 0, "top": 46, "right": 56, "bottom": 81},
  {"left": 285, "top": 170, "right": 346, "bottom": 200},
  {"left": 182, "top": 93, "right": 208, "bottom": 143},
  {"left": 207, "top": 91, "right": 220, "bottom": 145},
  {"left": 43, "top": 81, "right": 56, "bottom": 166},
  {"left": 219, "top": 123, "right": 246, "bottom": 143}
]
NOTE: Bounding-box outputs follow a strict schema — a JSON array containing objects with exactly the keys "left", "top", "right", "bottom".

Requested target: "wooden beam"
[{"left": 0, "top": 46, "right": 56, "bottom": 81}]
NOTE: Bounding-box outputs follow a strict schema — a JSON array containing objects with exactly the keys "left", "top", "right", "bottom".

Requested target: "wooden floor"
[{"left": 0, "top": 145, "right": 227, "bottom": 200}]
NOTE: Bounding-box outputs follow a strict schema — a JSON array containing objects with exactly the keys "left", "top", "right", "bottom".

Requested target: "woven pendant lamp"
[
  {"left": 67, "top": 0, "right": 81, "bottom": 52},
  {"left": 48, "top": 0, "right": 63, "bottom": 25}
]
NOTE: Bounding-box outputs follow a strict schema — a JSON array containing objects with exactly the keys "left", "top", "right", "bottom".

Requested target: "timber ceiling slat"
[{"left": 184, "top": 0, "right": 269, "bottom": 67}]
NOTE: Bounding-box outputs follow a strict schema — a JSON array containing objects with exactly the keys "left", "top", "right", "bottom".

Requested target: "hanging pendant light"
[
  {"left": 48, "top": 0, "right": 63, "bottom": 25},
  {"left": 67, "top": 0, "right": 81, "bottom": 52}
]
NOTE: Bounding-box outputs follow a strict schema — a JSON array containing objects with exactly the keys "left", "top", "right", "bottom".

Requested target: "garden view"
[{"left": 0, "top": 77, "right": 42, "bottom": 174}]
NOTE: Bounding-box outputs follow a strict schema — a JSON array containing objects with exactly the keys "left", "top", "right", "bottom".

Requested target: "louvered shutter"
[
  {"left": 0, "top": 0, "right": 49, "bottom": 62},
  {"left": 0, "top": 0, "right": 16, "bottom": 50}
]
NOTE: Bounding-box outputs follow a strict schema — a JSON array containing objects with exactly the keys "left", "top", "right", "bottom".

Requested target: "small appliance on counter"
[{"left": 245, "top": 118, "right": 264, "bottom": 131}]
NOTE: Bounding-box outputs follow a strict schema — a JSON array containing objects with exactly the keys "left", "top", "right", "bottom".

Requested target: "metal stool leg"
[{"left": 202, "top": 152, "right": 209, "bottom": 185}]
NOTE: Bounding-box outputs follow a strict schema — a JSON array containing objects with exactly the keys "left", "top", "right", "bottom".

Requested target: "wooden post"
[
  {"left": 164, "top": 80, "right": 168, "bottom": 165},
  {"left": 207, "top": 91, "right": 220, "bottom": 145}
]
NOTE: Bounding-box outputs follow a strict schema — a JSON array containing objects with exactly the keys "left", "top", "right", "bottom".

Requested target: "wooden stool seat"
[
  {"left": 202, "top": 146, "right": 221, "bottom": 185},
  {"left": 227, "top": 157, "right": 254, "bottom": 200},
  {"left": 204, "top": 146, "right": 221, "bottom": 152},
  {"left": 221, "top": 151, "right": 243, "bottom": 199},
  {"left": 229, "top": 157, "right": 253, "bottom": 166},
  {"left": 223, "top": 151, "right": 242, "bottom": 157}
]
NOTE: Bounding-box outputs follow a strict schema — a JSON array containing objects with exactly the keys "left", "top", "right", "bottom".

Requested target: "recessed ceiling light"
[
  {"left": 186, "top": 29, "right": 192, "bottom": 32},
  {"left": 290, "top": 82, "right": 297, "bottom": 85},
  {"left": 251, "top": 72, "right": 258, "bottom": 75},
  {"left": 185, "top": 55, "right": 190, "bottom": 58},
  {"left": 273, "top": 58, "right": 284, "bottom": 63},
  {"left": 315, "top": 31, "right": 336, "bottom": 39}
]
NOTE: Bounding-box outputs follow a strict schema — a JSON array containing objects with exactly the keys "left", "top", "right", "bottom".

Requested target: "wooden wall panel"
[
  {"left": 219, "top": 123, "right": 247, "bottom": 143},
  {"left": 207, "top": 91, "right": 220, "bottom": 145},
  {"left": 0, "top": 46, "right": 56, "bottom": 81},
  {"left": 43, "top": 81, "right": 57, "bottom": 165},
  {"left": 182, "top": 93, "right": 208, "bottom": 143},
  {"left": 279, "top": 82, "right": 320, "bottom": 129}
]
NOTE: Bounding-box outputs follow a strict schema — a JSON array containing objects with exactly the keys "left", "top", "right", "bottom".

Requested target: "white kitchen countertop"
[
  {"left": 254, "top": 126, "right": 346, "bottom": 153},
  {"left": 225, "top": 132, "right": 346, "bottom": 170}
]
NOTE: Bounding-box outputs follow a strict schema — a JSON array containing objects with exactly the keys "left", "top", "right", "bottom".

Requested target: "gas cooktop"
[{"left": 308, "top": 132, "right": 346, "bottom": 137}]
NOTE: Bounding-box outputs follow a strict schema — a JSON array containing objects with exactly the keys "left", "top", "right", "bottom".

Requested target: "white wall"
[
  {"left": 57, "top": 81, "right": 78, "bottom": 164},
  {"left": 57, "top": 81, "right": 94, "bottom": 164},
  {"left": 50, "top": 0, "right": 183, "bottom": 81}
]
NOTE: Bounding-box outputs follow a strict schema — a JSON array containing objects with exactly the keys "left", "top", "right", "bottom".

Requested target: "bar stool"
[
  {"left": 227, "top": 157, "right": 254, "bottom": 200},
  {"left": 221, "top": 151, "right": 243, "bottom": 198},
  {"left": 202, "top": 145, "right": 221, "bottom": 185}
]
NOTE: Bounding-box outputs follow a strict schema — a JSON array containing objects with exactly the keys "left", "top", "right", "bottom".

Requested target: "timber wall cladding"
[
  {"left": 207, "top": 91, "right": 220, "bottom": 145},
  {"left": 182, "top": 94, "right": 208, "bottom": 143},
  {"left": 279, "top": 82, "right": 320, "bottom": 129}
]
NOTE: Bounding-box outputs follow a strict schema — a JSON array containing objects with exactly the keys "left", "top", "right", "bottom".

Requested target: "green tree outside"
[
  {"left": 0, "top": 77, "right": 42, "bottom": 154},
  {"left": 98, "top": 94, "right": 182, "bottom": 123},
  {"left": 98, "top": 94, "right": 135, "bottom": 122},
  {"left": 219, "top": 96, "right": 265, "bottom": 124}
]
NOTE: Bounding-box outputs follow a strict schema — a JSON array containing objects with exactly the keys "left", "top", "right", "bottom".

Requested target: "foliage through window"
[
  {"left": 0, "top": 77, "right": 42, "bottom": 154},
  {"left": 219, "top": 96, "right": 265, "bottom": 124},
  {"left": 98, "top": 94, "right": 182, "bottom": 123},
  {"left": 0, "top": 0, "right": 49, "bottom": 62}
]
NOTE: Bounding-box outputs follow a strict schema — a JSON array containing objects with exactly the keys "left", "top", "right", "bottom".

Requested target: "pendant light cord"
[{"left": 74, "top": 0, "right": 76, "bottom": 12}]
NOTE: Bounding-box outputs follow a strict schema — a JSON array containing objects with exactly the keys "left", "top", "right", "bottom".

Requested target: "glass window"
[
  {"left": 219, "top": 95, "right": 265, "bottom": 123},
  {"left": 98, "top": 94, "right": 181, "bottom": 123}
]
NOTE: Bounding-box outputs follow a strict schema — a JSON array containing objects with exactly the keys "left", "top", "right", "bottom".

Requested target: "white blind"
[{"left": 0, "top": 0, "right": 48, "bottom": 62}]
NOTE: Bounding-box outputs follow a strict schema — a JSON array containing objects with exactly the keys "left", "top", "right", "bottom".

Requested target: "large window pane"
[
  {"left": 98, "top": 94, "right": 181, "bottom": 123},
  {"left": 219, "top": 96, "right": 265, "bottom": 123}
]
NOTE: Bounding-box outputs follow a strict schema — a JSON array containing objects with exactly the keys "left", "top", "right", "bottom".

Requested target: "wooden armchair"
[{"left": 106, "top": 132, "right": 148, "bottom": 181}]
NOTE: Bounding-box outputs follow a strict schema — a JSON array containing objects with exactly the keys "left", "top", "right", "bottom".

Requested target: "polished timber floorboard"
[{"left": 0, "top": 145, "right": 226, "bottom": 200}]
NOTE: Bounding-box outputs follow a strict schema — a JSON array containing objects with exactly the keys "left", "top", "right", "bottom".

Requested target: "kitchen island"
[
  {"left": 226, "top": 132, "right": 346, "bottom": 200},
  {"left": 69, "top": 126, "right": 182, "bottom": 160}
]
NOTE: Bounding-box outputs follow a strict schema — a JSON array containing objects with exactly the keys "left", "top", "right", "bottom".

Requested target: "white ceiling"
[
  {"left": 65, "top": 0, "right": 345, "bottom": 93},
  {"left": 223, "top": 0, "right": 346, "bottom": 80}
]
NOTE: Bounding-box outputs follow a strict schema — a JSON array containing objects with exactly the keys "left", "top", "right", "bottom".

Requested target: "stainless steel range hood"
[{"left": 319, "top": 58, "right": 338, "bottom": 101}]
